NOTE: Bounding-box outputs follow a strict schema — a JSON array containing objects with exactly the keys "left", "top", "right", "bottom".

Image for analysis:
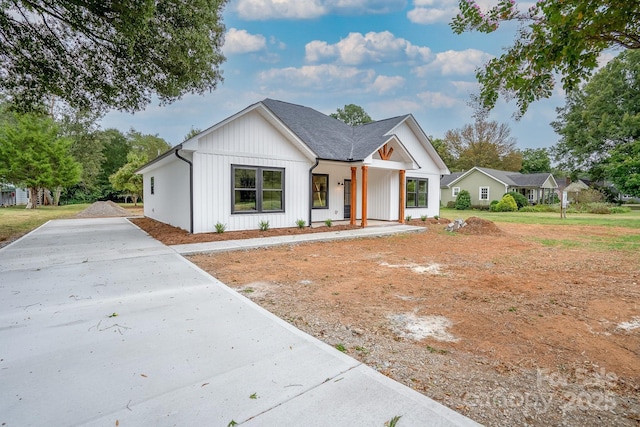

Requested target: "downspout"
[
  {"left": 175, "top": 145, "right": 194, "bottom": 234},
  {"left": 308, "top": 158, "right": 320, "bottom": 228}
]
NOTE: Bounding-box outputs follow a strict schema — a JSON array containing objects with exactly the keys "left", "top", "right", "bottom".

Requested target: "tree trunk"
[
  {"left": 53, "top": 186, "right": 62, "bottom": 206},
  {"left": 26, "top": 187, "right": 39, "bottom": 209}
]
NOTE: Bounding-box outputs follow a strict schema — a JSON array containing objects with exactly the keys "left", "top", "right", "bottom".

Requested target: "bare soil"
[{"left": 135, "top": 216, "right": 640, "bottom": 426}]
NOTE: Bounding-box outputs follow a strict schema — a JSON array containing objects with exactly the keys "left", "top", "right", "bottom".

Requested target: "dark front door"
[{"left": 344, "top": 179, "right": 351, "bottom": 218}]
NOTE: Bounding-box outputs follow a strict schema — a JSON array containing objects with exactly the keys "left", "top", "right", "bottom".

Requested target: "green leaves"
[
  {"left": 0, "top": 111, "right": 81, "bottom": 200},
  {"left": 1, "top": 0, "right": 227, "bottom": 113},
  {"left": 553, "top": 50, "right": 640, "bottom": 196},
  {"left": 451, "top": 0, "right": 640, "bottom": 116}
]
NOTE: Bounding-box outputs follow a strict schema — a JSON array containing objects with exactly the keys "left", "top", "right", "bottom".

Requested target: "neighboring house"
[
  {"left": 440, "top": 167, "right": 558, "bottom": 207},
  {"left": 137, "top": 99, "right": 449, "bottom": 233},
  {"left": 0, "top": 184, "right": 28, "bottom": 206}
]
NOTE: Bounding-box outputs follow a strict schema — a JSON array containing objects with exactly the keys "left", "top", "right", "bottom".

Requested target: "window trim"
[
  {"left": 452, "top": 186, "right": 460, "bottom": 197},
  {"left": 150, "top": 176, "right": 155, "bottom": 195},
  {"left": 406, "top": 177, "right": 429, "bottom": 208},
  {"left": 312, "top": 173, "right": 329, "bottom": 209},
  {"left": 479, "top": 186, "right": 489, "bottom": 201},
  {"left": 231, "top": 165, "right": 285, "bottom": 214}
]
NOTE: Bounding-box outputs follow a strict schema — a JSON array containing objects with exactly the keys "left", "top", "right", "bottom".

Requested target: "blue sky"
[{"left": 101, "top": 0, "right": 568, "bottom": 150}]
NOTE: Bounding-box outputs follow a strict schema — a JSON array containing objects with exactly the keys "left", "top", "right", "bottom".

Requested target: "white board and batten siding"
[
  {"left": 192, "top": 110, "right": 312, "bottom": 233},
  {"left": 393, "top": 122, "right": 443, "bottom": 218},
  {"left": 143, "top": 153, "right": 192, "bottom": 231}
]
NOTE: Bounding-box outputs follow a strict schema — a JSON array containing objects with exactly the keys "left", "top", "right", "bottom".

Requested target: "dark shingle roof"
[
  {"left": 261, "top": 99, "right": 409, "bottom": 161},
  {"left": 440, "top": 172, "right": 464, "bottom": 187}
]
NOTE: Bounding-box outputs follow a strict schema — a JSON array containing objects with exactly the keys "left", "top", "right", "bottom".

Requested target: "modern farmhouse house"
[{"left": 137, "top": 99, "right": 449, "bottom": 233}]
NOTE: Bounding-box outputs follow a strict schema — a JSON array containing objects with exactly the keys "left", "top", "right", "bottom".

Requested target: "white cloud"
[
  {"left": 417, "top": 91, "right": 459, "bottom": 108},
  {"left": 407, "top": 0, "right": 457, "bottom": 24},
  {"left": 371, "top": 75, "right": 405, "bottom": 94},
  {"left": 413, "top": 49, "right": 492, "bottom": 76},
  {"left": 257, "top": 64, "right": 376, "bottom": 90},
  {"left": 235, "top": 0, "right": 327, "bottom": 20},
  {"left": 224, "top": 28, "right": 266, "bottom": 54},
  {"left": 305, "top": 31, "right": 431, "bottom": 65},
  {"left": 234, "top": 0, "right": 405, "bottom": 20}
]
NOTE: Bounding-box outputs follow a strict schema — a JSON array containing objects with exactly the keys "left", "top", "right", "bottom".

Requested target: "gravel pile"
[{"left": 76, "top": 201, "right": 133, "bottom": 218}]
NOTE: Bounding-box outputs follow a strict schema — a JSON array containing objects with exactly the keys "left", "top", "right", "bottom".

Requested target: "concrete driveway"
[{"left": 0, "top": 218, "right": 478, "bottom": 426}]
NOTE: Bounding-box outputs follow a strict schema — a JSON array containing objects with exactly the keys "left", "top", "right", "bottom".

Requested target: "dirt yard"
[{"left": 135, "top": 217, "right": 640, "bottom": 426}]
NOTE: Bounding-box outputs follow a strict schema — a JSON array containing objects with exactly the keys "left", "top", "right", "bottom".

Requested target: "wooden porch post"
[
  {"left": 361, "top": 165, "right": 368, "bottom": 227},
  {"left": 399, "top": 169, "right": 405, "bottom": 223},
  {"left": 350, "top": 167, "right": 357, "bottom": 226}
]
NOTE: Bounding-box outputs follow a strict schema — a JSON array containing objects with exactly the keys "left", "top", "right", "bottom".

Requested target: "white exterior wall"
[
  {"left": 367, "top": 169, "right": 399, "bottom": 220},
  {"left": 143, "top": 155, "right": 191, "bottom": 231},
  {"left": 310, "top": 163, "right": 353, "bottom": 223},
  {"left": 193, "top": 110, "right": 312, "bottom": 232},
  {"left": 393, "top": 123, "right": 443, "bottom": 218}
]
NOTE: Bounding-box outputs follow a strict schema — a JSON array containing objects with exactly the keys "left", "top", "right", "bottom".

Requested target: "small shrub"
[
  {"left": 446, "top": 201, "right": 456, "bottom": 208},
  {"left": 505, "top": 191, "right": 528, "bottom": 209},
  {"left": 610, "top": 206, "right": 631, "bottom": 214},
  {"left": 405, "top": 215, "right": 412, "bottom": 222},
  {"left": 434, "top": 215, "right": 439, "bottom": 220},
  {"left": 420, "top": 215, "right": 427, "bottom": 221},
  {"left": 324, "top": 218, "right": 333, "bottom": 227},
  {"left": 587, "top": 202, "right": 611, "bottom": 214},
  {"left": 214, "top": 222, "right": 226, "bottom": 233},
  {"left": 258, "top": 220, "right": 270, "bottom": 231},
  {"left": 295, "top": 219, "right": 306, "bottom": 228},
  {"left": 454, "top": 190, "right": 471, "bottom": 210},
  {"left": 519, "top": 206, "right": 537, "bottom": 212},
  {"left": 494, "top": 194, "right": 518, "bottom": 212},
  {"left": 489, "top": 200, "right": 500, "bottom": 212}
]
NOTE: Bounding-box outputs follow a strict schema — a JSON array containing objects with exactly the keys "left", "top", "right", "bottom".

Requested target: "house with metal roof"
[
  {"left": 440, "top": 167, "right": 558, "bottom": 208},
  {"left": 136, "top": 99, "right": 449, "bottom": 233}
]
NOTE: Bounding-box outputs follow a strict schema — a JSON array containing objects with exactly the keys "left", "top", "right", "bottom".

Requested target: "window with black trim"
[
  {"left": 150, "top": 176, "right": 155, "bottom": 195},
  {"left": 406, "top": 178, "right": 428, "bottom": 207},
  {"left": 232, "top": 165, "right": 284, "bottom": 213},
  {"left": 312, "top": 174, "right": 328, "bottom": 208}
]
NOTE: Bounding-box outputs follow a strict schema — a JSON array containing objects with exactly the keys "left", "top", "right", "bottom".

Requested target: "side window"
[
  {"left": 452, "top": 187, "right": 460, "bottom": 197},
  {"left": 479, "top": 186, "right": 489, "bottom": 200},
  {"left": 312, "top": 174, "right": 329, "bottom": 208},
  {"left": 232, "top": 165, "right": 284, "bottom": 213},
  {"left": 150, "top": 176, "right": 155, "bottom": 195},
  {"left": 406, "top": 178, "right": 428, "bottom": 207}
]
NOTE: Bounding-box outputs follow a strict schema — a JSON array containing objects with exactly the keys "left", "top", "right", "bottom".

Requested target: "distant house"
[
  {"left": 137, "top": 99, "right": 449, "bottom": 233},
  {"left": 440, "top": 167, "right": 558, "bottom": 207},
  {"left": 0, "top": 184, "right": 28, "bottom": 206}
]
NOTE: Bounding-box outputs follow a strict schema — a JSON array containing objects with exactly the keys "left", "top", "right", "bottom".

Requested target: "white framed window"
[
  {"left": 452, "top": 187, "right": 460, "bottom": 197},
  {"left": 479, "top": 186, "right": 489, "bottom": 201}
]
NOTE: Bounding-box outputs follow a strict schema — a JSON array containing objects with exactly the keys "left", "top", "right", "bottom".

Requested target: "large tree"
[
  {"left": 109, "top": 152, "right": 146, "bottom": 205},
  {"left": 1, "top": 0, "right": 227, "bottom": 113},
  {"left": 443, "top": 120, "right": 522, "bottom": 171},
  {"left": 451, "top": 0, "right": 640, "bottom": 117},
  {"left": 330, "top": 104, "right": 373, "bottom": 126},
  {"left": 127, "top": 130, "right": 171, "bottom": 161},
  {"left": 0, "top": 111, "right": 81, "bottom": 208},
  {"left": 552, "top": 50, "right": 640, "bottom": 196},
  {"left": 520, "top": 148, "right": 552, "bottom": 173}
]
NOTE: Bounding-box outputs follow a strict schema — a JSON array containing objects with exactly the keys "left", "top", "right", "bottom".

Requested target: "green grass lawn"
[
  {"left": 0, "top": 203, "right": 143, "bottom": 245},
  {"left": 0, "top": 204, "right": 90, "bottom": 243},
  {"left": 440, "top": 207, "right": 640, "bottom": 228}
]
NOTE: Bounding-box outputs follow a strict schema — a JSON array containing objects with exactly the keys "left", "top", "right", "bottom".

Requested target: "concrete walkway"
[
  {"left": 0, "top": 218, "right": 479, "bottom": 426},
  {"left": 171, "top": 223, "right": 426, "bottom": 255}
]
